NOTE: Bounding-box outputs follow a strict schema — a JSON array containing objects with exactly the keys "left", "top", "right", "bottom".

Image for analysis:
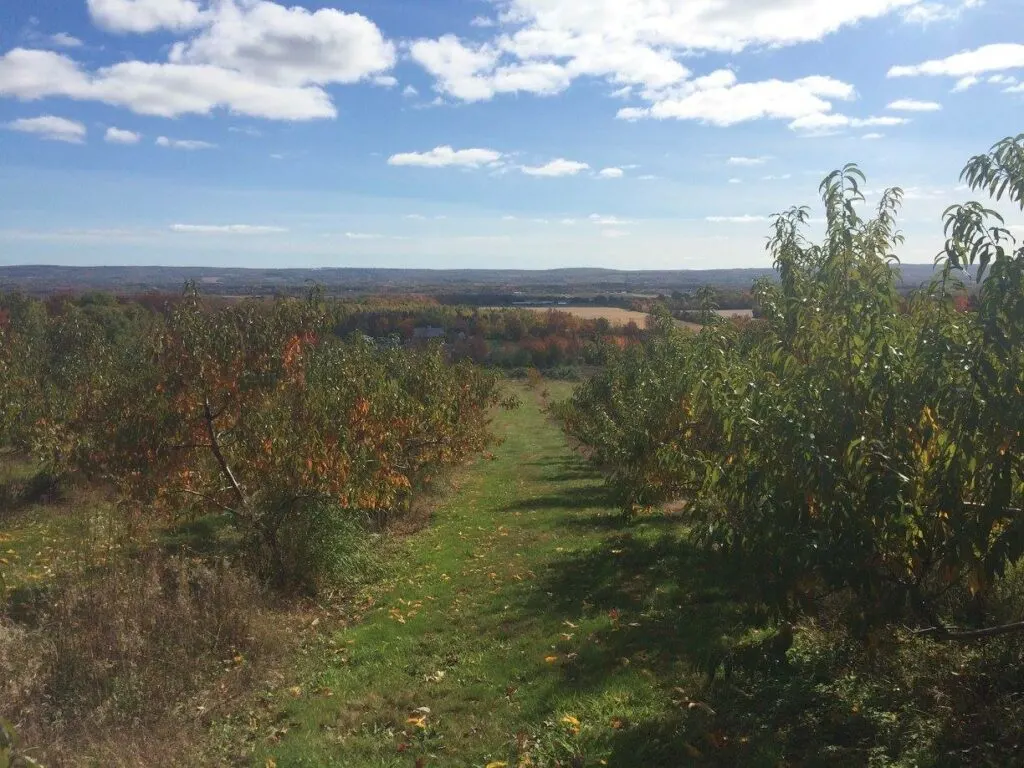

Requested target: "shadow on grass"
[
  {"left": 0, "top": 468, "right": 62, "bottom": 519},
  {"left": 507, "top": 515, "right": 1024, "bottom": 766},
  {"left": 503, "top": 527, "right": 841, "bottom": 766},
  {"left": 559, "top": 511, "right": 685, "bottom": 532},
  {"left": 160, "top": 513, "right": 242, "bottom": 557},
  {"left": 502, "top": 485, "right": 612, "bottom": 513}
]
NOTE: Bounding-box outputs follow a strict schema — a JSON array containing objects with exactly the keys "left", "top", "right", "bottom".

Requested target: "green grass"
[
  {"left": 0, "top": 456, "right": 118, "bottom": 599},
  {"left": 240, "top": 385, "right": 776, "bottom": 767}
]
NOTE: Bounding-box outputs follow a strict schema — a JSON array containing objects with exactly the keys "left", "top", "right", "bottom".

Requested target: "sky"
[{"left": 0, "top": 0, "right": 1022, "bottom": 270}]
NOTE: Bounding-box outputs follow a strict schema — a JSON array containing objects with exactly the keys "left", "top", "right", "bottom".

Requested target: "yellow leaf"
[
  {"left": 288, "top": 686, "right": 302, "bottom": 697},
  {"left": 486, "top": 762, "right": 509, "bottom": 768},
  {"left": 561, "top": 715, "right": 580, "bottom": 727},
  {"left": 544, "top": 655, "right": 558, "bottom": 663},
  {"left": 265, "top": 760, "right": 277, "bottom": 768}
]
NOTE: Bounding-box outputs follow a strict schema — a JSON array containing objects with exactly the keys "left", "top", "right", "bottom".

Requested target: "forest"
[{"left": 1, "top": 135, "right": 1022, "bottom": 767}]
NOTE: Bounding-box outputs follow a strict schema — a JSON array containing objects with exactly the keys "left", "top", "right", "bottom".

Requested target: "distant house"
[{"left": 413, "top": 326, "right": 446, "bottom": 340}]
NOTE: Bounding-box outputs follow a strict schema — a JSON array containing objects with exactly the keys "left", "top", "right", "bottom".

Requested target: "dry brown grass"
[{"left": 1, "top": 548, "right": 288, "bottom": 767}]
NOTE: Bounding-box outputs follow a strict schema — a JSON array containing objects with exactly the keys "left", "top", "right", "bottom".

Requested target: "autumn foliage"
[{"left": 0, "top": 285, "right": 501, "bottom": 586}]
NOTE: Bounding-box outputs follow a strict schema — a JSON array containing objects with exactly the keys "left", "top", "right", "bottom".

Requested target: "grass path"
[{"left": 251, "top": 385, "right": 756, "bottom": 768}]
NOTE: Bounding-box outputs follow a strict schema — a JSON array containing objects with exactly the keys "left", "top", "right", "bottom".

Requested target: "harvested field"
[{"left": 498, "top": 306, "right": 651, "bottom": 327}]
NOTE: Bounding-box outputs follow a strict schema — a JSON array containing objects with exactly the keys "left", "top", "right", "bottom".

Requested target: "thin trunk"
[{"left": 203, "top": 397, "right": 248, "bottom": 513}]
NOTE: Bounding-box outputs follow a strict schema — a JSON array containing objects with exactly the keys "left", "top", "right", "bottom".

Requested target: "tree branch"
[
  {"left": 913, "top": 620, "right": 1024, "bottom": 641},
  {"left": 203, "top": 396, "right": 248, "bottom": 513},
  {"left": 172, "top": 487, "right": 239, "bottom": 517}
]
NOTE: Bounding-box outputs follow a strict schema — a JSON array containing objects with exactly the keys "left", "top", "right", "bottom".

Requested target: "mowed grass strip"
[{"left": 251, "top": 384, "right": 758, "bottom": 768}]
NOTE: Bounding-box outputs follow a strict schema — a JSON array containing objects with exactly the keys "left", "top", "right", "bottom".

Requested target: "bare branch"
[{"left": 913, "top": 620, "right": 1024, "bottom": 642}]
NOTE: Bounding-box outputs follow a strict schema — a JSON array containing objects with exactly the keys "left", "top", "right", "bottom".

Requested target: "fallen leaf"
[
  {"left": 561, "top": 715, "right": 580, "bottom": 727},
  {"left": 545, "top": 655, "right": 559, "bottom": 663},
  {"left": 486, "top": 762, "right": 509, "bottom": 768}
]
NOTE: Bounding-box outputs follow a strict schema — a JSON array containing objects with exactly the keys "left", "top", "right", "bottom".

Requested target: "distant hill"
[{"left": 0, "top": 263, "right": 960, "bottom": 298}]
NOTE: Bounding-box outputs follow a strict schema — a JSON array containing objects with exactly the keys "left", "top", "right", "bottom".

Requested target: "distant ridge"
[{"left": 0, "top": 264, "right": 956, "bottom": 296}]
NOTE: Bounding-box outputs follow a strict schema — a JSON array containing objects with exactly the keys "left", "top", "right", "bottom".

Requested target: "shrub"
[{"left": 260, "top": 499, "right": 380, "bottom": 593}]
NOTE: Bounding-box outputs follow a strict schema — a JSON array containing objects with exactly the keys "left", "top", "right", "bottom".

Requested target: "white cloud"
[
  {"left": 889, "top": 44, "right": 1024, "bottom": 79},
  {"left": 521, "top": 158, "right": 589, "bottom": 177},
  {"left": 409, "top": 35, "right": 572, "bottom": 102},
  {"left": 862, "top": 132, "right": 885, "bottom": 140},
  {"left": 469, "top": 16, "right": 497, "bottom": 28},
  {"left": 0, "top": 49, "right": 337, "bottom": 120},
  {"left": 168, "top": 0, "right": 394, "bottom": 87},
  {"left": 952, "top": 75, "right": 979, "bottom": 92},
  {"left": 0, "top": 49, "right": 90, "bottom": 100},
  {"left": 345, "top": 232, "right": 384, "bottom": 239},
  {"left": 2, "top": 1, "right": 396, "bottom": 122},
  {"left": 728, "top": 178, "right": 741, "bottom": 184},
  {"left": 105, "top": 127, "right": 141, "bottom": 144},
  {"left": 598, "top": 167, "right": 624, "bottom": 178},
  {"left": 404, "top": 213, "right": 428, "bottom": 220},
  {"left": 1006, "top": 83, "right": 1024, "bottom": 93},
  {"left": 789, "top": 113, "right": 910, "bottom": 134},
  {"left": 411, "top": 1, "right": 920, "bottom": 107},
  {"left": 501, "top": 215, "right": 517, "bottom": 221},
  {"left": 560, "top": 218, "right": 577, "bottom": 225},
  {"left": 988, "top": 74, "right": 1018, "bottom": 85},
  {"left": 7, "top": 115, "right": 86, "bottom": 143},
  {"left": 49, "top": 33, "right": 83, "bottom": 48},
  {"left": 901, "top": 186, "right": 949, "bottom": 200},
  {"left": 156, "top": 135, "right": 216, "bottom": 150},
  {"left": 170, "top": 224, "right": 287, "bottom": 234},
  {"left": 762, "top": 173, "right": 792, "bottom": 180},
  {"left": 902, "top": 0, "right": 983, "bottom": 24},
  {"left": 887, "top": 98, "right": 942, "bottom": 111},
  {"left": 387, "top": 145, "right": 503, "bottom": 168},
  {"left": 728, "top": 156, "right": 769, "bottom": 166},
  {"left": 402, "top": 84, "right": 418, "bottom": 97},
  {"left": 706, "top": 215, "right": 769, "bottom": 223},
  {"left": 601, "top": 229, "right": 630, "bottom": 238},
  {"left": 618, "top": 73, "right": 857, "bottom": 127},
  {"left": 87, "top": 0, "right": 206, "bottom": 33},
  {"left": 589, "top": 214, "right": 632, "bottom": 226}
]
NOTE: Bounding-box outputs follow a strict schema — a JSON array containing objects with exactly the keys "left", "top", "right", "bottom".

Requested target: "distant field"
[{"left": 493, "top": 306, "right": 653, "bottom": 327}]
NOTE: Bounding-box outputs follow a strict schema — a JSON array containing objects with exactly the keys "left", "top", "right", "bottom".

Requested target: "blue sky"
[{"left": 0, "top": 0, "right": 1022, "bottom": 270}]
